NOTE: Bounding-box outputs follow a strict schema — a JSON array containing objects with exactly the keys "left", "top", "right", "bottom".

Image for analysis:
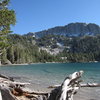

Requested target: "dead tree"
[
  {"left": 0, "top": 71, "right": 84, "bottom": 100},
  {"left": 48, "top": 70, "right": 84, "bottom": 100}
]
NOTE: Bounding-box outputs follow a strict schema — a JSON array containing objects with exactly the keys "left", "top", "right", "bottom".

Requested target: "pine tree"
[{"left": 0, "top": 0, "right": 16, "bottom": 64}]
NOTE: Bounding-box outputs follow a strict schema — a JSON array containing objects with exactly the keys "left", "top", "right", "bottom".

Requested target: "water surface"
[{"left": 0, "top": 63, "right": 100, "bottom": 87}]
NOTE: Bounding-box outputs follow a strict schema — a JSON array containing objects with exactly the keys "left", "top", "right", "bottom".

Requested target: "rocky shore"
[{"left": 0, "top": 71, "right": 100, "bottom": 100}]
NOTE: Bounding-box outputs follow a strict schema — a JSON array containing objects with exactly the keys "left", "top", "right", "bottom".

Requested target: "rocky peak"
[{"left": 32, "top": 22, "right": 100, "bottom": 38}]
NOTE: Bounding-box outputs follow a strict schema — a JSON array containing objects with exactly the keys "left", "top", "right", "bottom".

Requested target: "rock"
[
  {"left": 5, "top": 59, "right": 12, "bottom": 65},
  {"left": 1, "top": 59, "right": 12, "bottom": 65},
  {"left": 34, "top": 23, "right": 100, "bottom": 38},
  {"left": 0, "top": 88, "right": 17, "bottom": 100}
]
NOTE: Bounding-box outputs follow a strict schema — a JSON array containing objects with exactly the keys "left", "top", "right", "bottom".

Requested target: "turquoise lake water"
[{"left": 0, "top": 63, "right": 100, "bottom": 87}]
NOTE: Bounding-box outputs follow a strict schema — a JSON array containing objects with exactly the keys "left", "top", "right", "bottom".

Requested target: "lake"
[{"left": 0, "top": 63, "right": 100, "bottom": 89}]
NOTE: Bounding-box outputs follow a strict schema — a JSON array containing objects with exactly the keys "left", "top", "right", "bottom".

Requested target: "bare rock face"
[
  {"left": 3, "top": 59, "right": 12, "bottom": 65},
  {"left": 6, "top": 60, "right": 12, "bottom": 65},
  {"left": 34, "top": 23, "right": 100, "bottom": 38}
]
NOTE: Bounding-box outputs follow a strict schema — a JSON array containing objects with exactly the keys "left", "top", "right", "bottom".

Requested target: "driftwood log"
[
  {"left": 48, "top": 83, "right": 100, "bottom": 88},
  {"left": 0, "top": 71, "right": 100, "bottom": 100},
  {"left": 48, "top": 70, "right": 83, "bottom": 100}
]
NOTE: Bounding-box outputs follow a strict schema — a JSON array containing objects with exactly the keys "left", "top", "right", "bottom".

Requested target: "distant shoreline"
[
  {"left": 0, "top": 62, "right": 61, "bottom": 66},
  {"left": 0, "top": 61, "right": 99, "bottom": 66}
]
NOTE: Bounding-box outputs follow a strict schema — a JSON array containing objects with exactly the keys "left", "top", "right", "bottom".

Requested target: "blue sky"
[{"left": 10, "top": 0, "right": 100, "bottom": 35}]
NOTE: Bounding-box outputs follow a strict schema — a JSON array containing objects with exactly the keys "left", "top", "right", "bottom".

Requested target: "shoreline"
[
  {"left": 0, "top": 60, "right": 99, "bottom": 67},
  {"left": 13, "top": 81, "right": 100, "bottom": 100},
  {"left": 0, "top": 62, "right": 62, "bottom": 66},
  {"left": 17, "top": 83, "right": 100, "bottom": 100},
  {"left": 0, "top": 70, "right": 100, "bottom": 100},
  {"left": 0, "top": 74, "right": 100, "bottom": 100}
]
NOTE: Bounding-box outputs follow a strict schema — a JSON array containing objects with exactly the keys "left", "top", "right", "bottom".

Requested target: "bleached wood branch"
[
  {"left": 1, "top": 70, "right": 100, "bottom": 100},
  {"left": 0, "top": 90, "right": 2, "bottom": 100},
  {"left": 81, "top": 83, "right": 100, "bottom": 87},
  {"left": 60, "top": 71, "right": 83, "bottom": 100},
  {"left": 0, "top": 71, "right": 89, "bottom": 100},
  {"left": 48, "top": 71, "right": 84, "bottom": 100},
  {"left": 48, "top": 83, "right": 100, "bottom": 89}
]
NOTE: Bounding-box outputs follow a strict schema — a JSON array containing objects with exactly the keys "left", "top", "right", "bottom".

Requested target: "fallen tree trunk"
[
  {"left": 0, "top": 71, "right": 84, "bottom": 100},
  {"left": 0, "top": 74, "right": 14, "bottom": 81},
  {"left": 81, "top": 83, "right": 100, "bottom": 87},
  {"left": 48, "top": 83, "right": 100, "bottom": 89},
  {"left": 48, "top": 70, "right": 84, "bottom": 100}
]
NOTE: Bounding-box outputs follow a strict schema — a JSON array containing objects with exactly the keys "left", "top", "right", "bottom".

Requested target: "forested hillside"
[
  {"left": 36, "top": 34, "right": 100, "bottom": 62},
  {"left": 1, "top": 22, "right": 100, "bottom": 65},
  {"left": 1, "top": 33, "right": 100, "bottom": 65},
  {"left": 1, "top": 34, "right": 60, "bottom": 64},
  {"left": 58, "top": 35, "right": 100, "bottom": 62}
]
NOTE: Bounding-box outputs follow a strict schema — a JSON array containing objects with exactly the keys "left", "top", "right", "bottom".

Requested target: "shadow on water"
[{"left": 42, "top": 69, "right": 52, "bottom": 74}]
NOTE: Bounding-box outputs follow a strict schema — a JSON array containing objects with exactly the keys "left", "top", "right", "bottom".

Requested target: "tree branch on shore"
[
  {"left": 0, "top": 71, "right": 84, "bottom": 100},
  {"left": 0, "top": 71, "right": 100, "bottom": 100}
]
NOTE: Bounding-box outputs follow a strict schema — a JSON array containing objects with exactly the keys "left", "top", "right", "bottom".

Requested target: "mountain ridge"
[{"left": 30, "top": 22, "right": 100, "bottom": 38}]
